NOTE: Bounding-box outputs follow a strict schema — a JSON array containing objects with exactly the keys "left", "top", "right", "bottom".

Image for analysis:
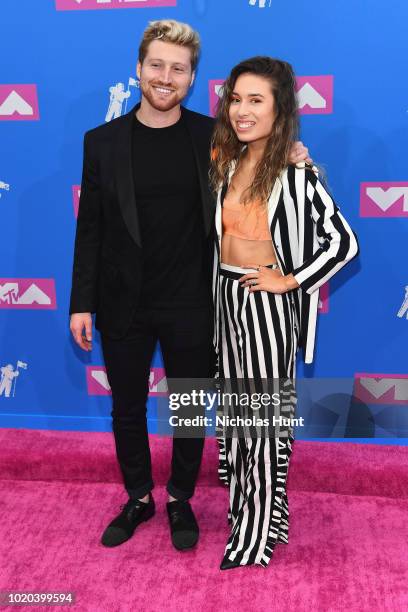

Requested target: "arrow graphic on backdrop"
[{"left": 297, "top": 83, "right": 327, "bottom": 109}]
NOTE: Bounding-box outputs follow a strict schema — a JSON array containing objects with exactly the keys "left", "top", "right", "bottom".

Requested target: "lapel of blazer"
[
  {"left": 181, "top": 106, "right": 216, "bottom": 237},
  {"left": 267, "top": 175, "right": 284, "bottom": 232},
  {"left": 215, "top": 161, "right": 236, "bottom": 255},
  {"left": 114, "top": 102, "right": 142, "bottom": 248}
]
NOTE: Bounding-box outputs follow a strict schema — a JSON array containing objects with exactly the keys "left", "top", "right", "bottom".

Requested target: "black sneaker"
[
  {"left": 101, "top": 495, "right": 155, "bottom": 547},
  {"left": 166, "top": 500, "right": 199, "bottom": 551}
]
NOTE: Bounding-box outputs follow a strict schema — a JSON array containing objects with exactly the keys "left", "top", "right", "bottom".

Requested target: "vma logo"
[
  {"left": 55, "top": 0, "right": 177, "bottom": 10},
  {"left": 318, "top": 282, "right": 329, "bottom": 313},
  {"left": 296, "top": 76, "right": 333, "bottom": 115},
  {"left": 209, "top": 76, "right": 333, "bottom": 117},
  {"left": 0, "top": 280, "right": 57, "bottom": 309},
  {"left": 360, "top": 182, "right": 408, "bottom": 217},
  {"left": 209, "top": 80, "right": 225, "bottom": 117},
  {"left": 0, "top": 85, "right": 39, "bottom": 121},
  {"left": 249, "top": 0, "right": 272, "bottom": 7},
  {"left": 87, "top": 366, "right": 168, "bottom": 395},
  {"left": 72, "top": 185, "right": 81, "bottom": 219},
  {"left": 354, "top": 373, "right": 408, "bottom": 405}
]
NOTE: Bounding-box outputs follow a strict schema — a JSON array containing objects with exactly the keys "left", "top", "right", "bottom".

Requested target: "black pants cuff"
[
  {"left": 126, "top": 480, "right": 154, "bottom": 500},
  {"left": 166, "top": 480, "right": 194, "bottom": 502}
]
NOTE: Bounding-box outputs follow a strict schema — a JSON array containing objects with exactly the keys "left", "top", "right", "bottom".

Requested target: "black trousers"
[{"left": 101, "top": 305, "right": 214, "bottom": 501}]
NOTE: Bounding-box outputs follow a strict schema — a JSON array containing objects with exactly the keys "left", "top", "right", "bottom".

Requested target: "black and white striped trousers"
[{"left": 216, "top": 263, "right": 298, "bottom": 568}]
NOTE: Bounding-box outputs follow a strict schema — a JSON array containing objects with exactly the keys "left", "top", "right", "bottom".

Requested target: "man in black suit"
[{"left": 69, "top": 19, "right": 309, "bottom": 551}]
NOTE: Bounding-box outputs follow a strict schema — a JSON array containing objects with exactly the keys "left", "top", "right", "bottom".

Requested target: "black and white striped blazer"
[{"left": 212, "top": 162, "right": 359, "bottom": 364}]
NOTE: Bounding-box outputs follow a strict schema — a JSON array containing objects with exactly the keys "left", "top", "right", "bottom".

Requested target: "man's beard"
[{"left": 139, "top": 79, "right": 186, "bottom": 112}]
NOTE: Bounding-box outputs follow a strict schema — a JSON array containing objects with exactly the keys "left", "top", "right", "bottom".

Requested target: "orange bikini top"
[{"left": 222, "top": 196, "right": 271, "bottom": 241}]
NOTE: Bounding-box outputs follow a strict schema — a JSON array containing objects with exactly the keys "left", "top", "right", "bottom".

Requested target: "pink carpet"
[{"left": 1, "top": 429, "right": 408, "bottom": 612}]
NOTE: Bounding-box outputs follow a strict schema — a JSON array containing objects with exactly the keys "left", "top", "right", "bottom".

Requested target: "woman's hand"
[{"left": 239, "top": 264, "right": 299, "bottom": 294}]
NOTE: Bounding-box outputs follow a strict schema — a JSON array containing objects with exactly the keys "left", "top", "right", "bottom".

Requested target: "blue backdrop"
[{"left": 1, "top": 0, "right": 407, "bottom": 442}]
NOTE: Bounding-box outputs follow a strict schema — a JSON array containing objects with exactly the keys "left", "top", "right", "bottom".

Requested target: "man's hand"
[
  {"left": 70, "top": 313, "right": 93, "bottom": 351},
  {"left": 289, "top": 141, "right": 313, "bottom": 165}
]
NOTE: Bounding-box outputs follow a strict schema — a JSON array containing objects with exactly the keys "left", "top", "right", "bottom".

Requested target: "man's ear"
[
  {"left": 190, "top": 71, "right": 196, "bottom": 87},
  {"left": 136, "top": 61, "right": 142, "bottom": 80}
]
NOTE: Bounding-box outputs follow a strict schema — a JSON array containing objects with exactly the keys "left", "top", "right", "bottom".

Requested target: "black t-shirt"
[{"left": 131, "top": 112, "right": 210, "bottom": 309}]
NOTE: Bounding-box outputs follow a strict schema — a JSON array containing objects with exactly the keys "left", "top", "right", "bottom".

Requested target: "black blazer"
[{"left": 69, "top": 103, "right": 215, "bottom": 338}]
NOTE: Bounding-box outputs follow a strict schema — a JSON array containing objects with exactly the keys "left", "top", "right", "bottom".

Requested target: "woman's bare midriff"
[{"left": 221, "top": 234, "right": 279, "bottom": 267}]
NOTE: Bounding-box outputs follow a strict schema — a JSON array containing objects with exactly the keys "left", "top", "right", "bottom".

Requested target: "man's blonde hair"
[{"left": 138, "top": 20, "right": 200, "bottom": 71}]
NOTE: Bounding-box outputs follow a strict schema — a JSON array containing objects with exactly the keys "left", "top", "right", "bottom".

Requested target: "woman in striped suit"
[{"left": 210, "top": 56, "right": 359, "bottom": 570}]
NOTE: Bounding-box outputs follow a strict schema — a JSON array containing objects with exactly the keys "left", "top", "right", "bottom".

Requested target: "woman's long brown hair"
[{"left": 210, "top": 56, "right": 299, "bottom": 205}]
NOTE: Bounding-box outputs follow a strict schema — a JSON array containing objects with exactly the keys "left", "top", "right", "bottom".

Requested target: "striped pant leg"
[
  {"left": 216, "top": 268, "right": 247, "bottom": 523},
  {"left": 222, "top": 435, "right": 292, "bottom": 567},
  {"left": 217, "top": 265, "right": 298, "bottom": 567},
  {"left": 276, "top": 376, "right": 297, "bottom": 544}
]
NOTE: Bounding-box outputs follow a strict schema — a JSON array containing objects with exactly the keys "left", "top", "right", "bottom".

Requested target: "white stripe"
[
  {"left": 249, "top": 292, "right": 267, "bottom": 377},
  {"left": 260, "top": 291, "right": 280, "bottom": 377},
  {"left": 254, "top": 437, "right": 273, "bottom": 565},
  {"left": 295, "top": 166, "right": 306, "bottom": 266},
  {"left": 282, "top": 170, "right": 299, "bottom": 262},
  {"left": 224, "top": 278, "right": 243, "bottom": 377},
  {"left": 239, "top": 437, "right": 263, "bottom": 564}
]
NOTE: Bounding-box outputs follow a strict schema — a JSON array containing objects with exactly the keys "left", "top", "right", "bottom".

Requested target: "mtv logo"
[
  {"left": 148, "top": 367, "right": 168, "bottom": 396},
  {"left": 0, "top": 279, "right": 57, "bottom": 309},
  {"left": 0, "top": 85, "right": 40, "bottom": 121},
  {"left": 87, "top": 366, "right": 111, "bottom": 395},
  {"left": 55, "top": 0, "right": 177, "bottom": 11},
  {"left": 360, "top": 182, "right": 408, "bottom": 218},
  {"left": 86, "top": 366, "right": 167, "bottom": 396},
  {"left": 296, "top": 76, "right": 333, "bottom": 115},
  {"left": 317, "top": 282, "right": 329, "bottom": 313},
  {"left": 72, "top": 185, "right": 81, "bottom": 219},
  {"left": 354, "top": 373, "right": 408, "bottom": 405},
  {"left": 209, "top": 80, "right": 225, "bottom": 118}
]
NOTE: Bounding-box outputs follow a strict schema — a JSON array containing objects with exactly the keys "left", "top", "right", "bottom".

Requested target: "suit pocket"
[
  {"left": 100, "top": 259, "right": 121, "bottom": 291},
  {"left": 101, "top": 244, "right": 122, "bottom": 264}
]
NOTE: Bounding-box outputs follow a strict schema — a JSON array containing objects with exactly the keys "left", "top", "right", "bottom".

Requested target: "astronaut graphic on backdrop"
[
  {"left": 105, "top": 78, "right": 139, "bottom": 123},
  {"left": 105, "top": 83, "right": 131, "bottom": 122},
  {"left": 0, "top": 180, "right": 10, "bottom": 198},
  {"left": 397, "top": 286, "right": 408, "bottom": 320},
  {"left": 0, "top": 361, "right": 27, "bottom": 398},
  {"left": 249, "top": 0, "right": 271, "bottom": 7}
]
